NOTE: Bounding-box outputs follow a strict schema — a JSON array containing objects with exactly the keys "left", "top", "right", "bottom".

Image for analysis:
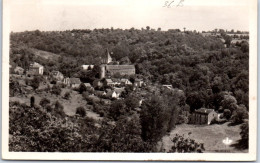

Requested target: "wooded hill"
[{"left": 10, "top": 28, "right": 249, "bottom": 111}]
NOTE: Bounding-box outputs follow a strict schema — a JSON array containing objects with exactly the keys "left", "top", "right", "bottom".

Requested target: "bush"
[
  {"left": 223, "top": 109, "right": 231, "bottom": 119},
  {"left": 169, "top": 134, "right": 205, "bottom": 153},
  {"left": 51, "top": 84, "right": 62, "bottom": 95},
  {"left": 39, "top": 98, "right": 50, "bottom": 108},
  {"left": 76, "top": 107, "right": 86, "bottom": 117},
  {"left": 64, "top": 92, "right": 71, "bottom": 100}
]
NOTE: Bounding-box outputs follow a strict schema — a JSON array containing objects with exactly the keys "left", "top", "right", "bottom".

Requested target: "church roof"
[{"left": 106, "top": 65, "right": 135, "bottom": 70}]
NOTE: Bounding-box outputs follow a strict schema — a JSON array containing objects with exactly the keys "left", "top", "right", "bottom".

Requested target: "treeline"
[
  {"left": 9, "top": 84, "right": 189, "bottom": 152},
  {"left": 10, "top": 28, "right": 249, "bottom": 114}
]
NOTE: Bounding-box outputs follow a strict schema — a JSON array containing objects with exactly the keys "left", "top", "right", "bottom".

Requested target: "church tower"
[{"left": 101, "top": 49, "right": 112, "bottom": 64}]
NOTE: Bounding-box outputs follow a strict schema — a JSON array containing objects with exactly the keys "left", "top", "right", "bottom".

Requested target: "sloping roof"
[
  {"left": 114, "top": 88, "right": 125, "bottom": 94},
  {"left": 30, "top": 62, "right": 43, "bottom": 68},
  {"left": 120, "top": 78, "right": 129, "bottom": 82},
  {"left": 70, "top": 78, "right": 81, "bottom": 84},
  {"left": 106, "top": 90, "right": 116, "bottom": 96},
  {"left": 105, "top": 79, "right": 113, "bottom": 83},
  {"left": 135, "top": 79, "right": 143, "bottom": 82},
  {"left": 195, "top": 108, "right": 215, "bottom": 114},
  {"left": 14, "top": 66, "right": 24, "bottom": 71},
  {"left": 84, "top": 83, "right": 92, "bottom": 87},
  {"left": 106, "top": 65, "right": 135, "bottom": 70},
  {"left": 51, "top": 71, "right": 62, "bottom": 76}
]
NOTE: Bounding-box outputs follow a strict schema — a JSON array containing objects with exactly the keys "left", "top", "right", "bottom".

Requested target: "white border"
[{"left": 2, "top": 0, "right": 257, "bottom": 161}]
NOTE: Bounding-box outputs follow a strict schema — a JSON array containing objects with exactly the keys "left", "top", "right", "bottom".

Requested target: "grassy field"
[
  {"left": 10, "top": 86, "right": 102, "bottom": 121},
  {"left": 160, "top": 123, "right": 247, "bottom": 153}
]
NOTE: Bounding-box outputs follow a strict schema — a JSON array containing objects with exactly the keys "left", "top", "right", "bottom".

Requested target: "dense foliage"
[{"left": 9, "top": 28, "right": 249, "bottom": 152}]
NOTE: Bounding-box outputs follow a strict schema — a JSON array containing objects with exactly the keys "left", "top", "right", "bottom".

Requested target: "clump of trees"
[
  {"left": 51, "top": 85, "right": 62, "bottom": 95},
  {"left": 169, "top": 134, "right": 205, "bottom": 153},
  {"left": 76, "top": 107, "right": 86, "bottom": 117}
]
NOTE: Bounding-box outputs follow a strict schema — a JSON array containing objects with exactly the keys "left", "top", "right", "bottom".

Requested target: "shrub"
[
  {"left": 169, "top": 134, "right": 205, "bottom": 153},
  {"left": 223, "top": 109, "right": 231, "bottom": 119},
  {"left": 64, "top": 92, "right": 71, "bottom": 100},
  {"left": 39, "top": 98, "right": 50, "bottom": 108},
  {"left": 51, "top": 85, "right": 62, "bottom": 95},
  {"left": 76, "top": 107, "right": 86, "bottom": 117}
]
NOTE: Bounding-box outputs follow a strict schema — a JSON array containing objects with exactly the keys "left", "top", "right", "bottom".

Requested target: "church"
[{"left": 100, "top": 50, "right": 135, "bottom": 79}]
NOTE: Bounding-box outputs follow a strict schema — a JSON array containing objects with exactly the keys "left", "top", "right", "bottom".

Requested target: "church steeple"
[{"left": 102, "top": 49, "right": 112, "bottom": 64}]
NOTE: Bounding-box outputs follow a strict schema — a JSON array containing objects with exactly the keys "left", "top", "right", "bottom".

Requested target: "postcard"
[{"left": 2, "top": 0, "right": 257, "bottom": 161}]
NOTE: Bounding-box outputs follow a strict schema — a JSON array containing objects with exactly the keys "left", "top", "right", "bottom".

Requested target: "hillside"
[{"left": 9, "top": 28, "right": 249, "bottom": 152}]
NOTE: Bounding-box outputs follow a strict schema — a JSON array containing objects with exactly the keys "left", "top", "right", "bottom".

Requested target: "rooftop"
[
  {"left": 195, "top": 108, "right": 215, "bottom": 114},
  {"left": 30, "top": 62, "right": 43, "bottom": 68},
  {"left": 70, "top": 78, "right": 81, "bottom": 84}
]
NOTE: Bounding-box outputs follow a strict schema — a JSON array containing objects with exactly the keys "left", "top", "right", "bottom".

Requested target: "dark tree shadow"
[{"left": 230, "top": 139, "right": 248, "bottom": 150}]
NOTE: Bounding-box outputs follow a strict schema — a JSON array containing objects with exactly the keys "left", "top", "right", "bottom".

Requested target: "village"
[{"left": 10, "top": 49, "right": 226, "bottom": 126}]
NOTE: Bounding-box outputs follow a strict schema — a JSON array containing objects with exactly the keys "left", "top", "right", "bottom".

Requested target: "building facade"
[
  {"left": 27, "top": 62, "right": 44, "bottom": 76},
  {"left": 189, "top": 108, "right": 217, "bottom": 125}
]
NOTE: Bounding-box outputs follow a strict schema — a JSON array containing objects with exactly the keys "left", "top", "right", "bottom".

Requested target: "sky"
[{"left": 8, "top": 0, "right": 251, "bottom": 32}]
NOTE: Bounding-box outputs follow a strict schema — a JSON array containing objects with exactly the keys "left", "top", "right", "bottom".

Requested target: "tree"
[
  {"left": 140, "top": 95, "right": 171, "bottom": 142},
  {"left": 31, "top": 76, "right": 41, "bottom": 90},
  {"left": 64, "top": 91, "right": 71, "bottom": 100},
  {"left": 76, "top": 107, "right": 87, "bottom": 117},
  {"left": 223, "top": 109, "right": 231, "bottom": 119},
  {"left": 221, "top": 94, "right": 238, "bottom": 113},
  {"left": 30, "top": 96, "right": 35, "bottom": 107},
  {"left": 124, "top": 94, "right": 139, "bottom": 110},
  {"left": 109, "top": 100, "right": 128, "bottom": 121},
  {"left": 54, "top": 101, "right": 65, "bottom": 117},
  {"left": 51, "top": 84, "right": 62, "bottom": 95},
  {"left": 39, "top": 98, "right": 50, "bottom": 108},
  {"left": 186, "top": 92, "right": 205, "bottom": 112},
  {"left": 78, "top": 83, "right": 87, "bottom": 94},
  {"left": 169, "top": 134, "right": 205, "bottom": 153},
  {"left": 238, "top": 121, "right": 249, "bottom": 149},
  {"left": 231, "top": 104, "right": 248, "bottom": 124}
]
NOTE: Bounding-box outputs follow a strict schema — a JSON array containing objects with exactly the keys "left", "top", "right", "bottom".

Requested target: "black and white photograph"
[{"left": 2, "top": 0, "right": 257, "bottom": 161}]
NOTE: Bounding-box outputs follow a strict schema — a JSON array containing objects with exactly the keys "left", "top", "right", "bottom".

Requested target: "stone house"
[
  {"left": 14, "top": 66, "right": 24, "bottom": 75},
  {"left": 63, "top": 77, "right": 70, "bottom": 86},
  {"left": 104, "top": 79, "right": 115, "bottom": 87},
  {"left": 69, "top": 78, "right": 81, "bottom": 88},
  {"left": 81, "top": 65, "right": 94, "bottom": 70},
  {"left": 106, "top": 90, "right": 118, "bottom": 99},
  {"left": 27, "top": 62, "right": 44, "bottom": 76},
  {"left": 189, "top": 108, "right": 218, "bottom": 125},
  {"left": 93, "top": 79, "right": 103, "bottom": 88},
  {"left": 120, "top": 78, "right": 132, "bottom": 85},
  {"left": 134, "top": 79, "right": 144, "bottom": 87},
  {"left": 51, "top": 71, "right": 64, "bottom": 81}
]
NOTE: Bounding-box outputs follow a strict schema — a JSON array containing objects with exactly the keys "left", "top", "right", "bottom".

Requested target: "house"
[
  {"left": 14, "top": 66, "right": 24, "bottom": 75},
  {"left": 51, "top": 71, "right": 64, "bottom": 81},
  {"left": 95, "top": 91, "right": 106, "bottom": 97},
  {"left": 106, "top": 90, "right": 118, "bottom": 99},
  {"left": 134, "top": 79, "right": 144, "bottom": 87},
  {"left": 81, "top": 65, "right": 94, "bottom": 70},
  {"left": 162, "top": 85, "right": 173, "bottom": 90},
  {"left": 104, "top": 79, "right": 115, "bottom": 87},
  {"left": 83, "top": 83, "right": 94, "bottom": 91},
  {"left": 112, "top": 79, "right": 121, "bottom": 86},
  {"left": 189, "top": 108, "right": 218, "bottom": 125},
  {"left": 63, "top": 77, "right": 70, "bottom": 86},
  {"left": 93, "top": 79, "right": 103, "bottom": 88},
  {"left": 27, "top": 62, "right": 44, "bottom": 76},
  {"left": 120, "top": 78, "right": 132, "bottom": 85},
  {"left": 69, "top": 78, "right": 81, "bottom": 88},
  {"left": 114, "top": 87, "right": 125, "bottom": 97}
]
